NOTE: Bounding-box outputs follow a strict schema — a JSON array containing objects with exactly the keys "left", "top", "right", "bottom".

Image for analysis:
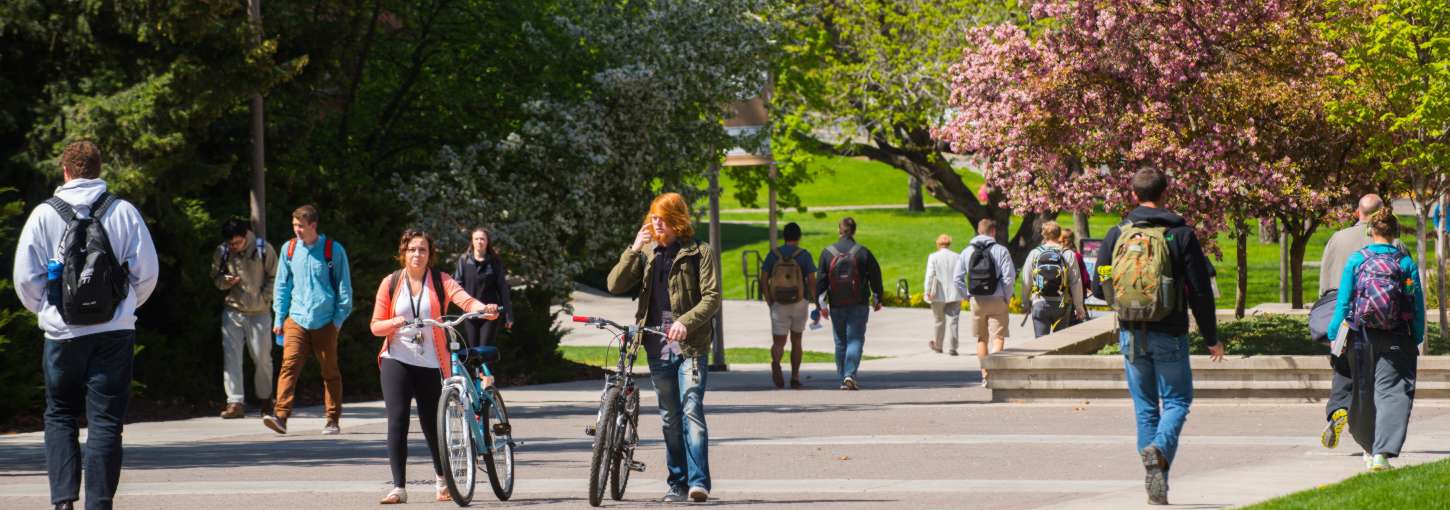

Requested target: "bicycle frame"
[{"left": 421, "top": 313, "right": 499, "bottom": 454}]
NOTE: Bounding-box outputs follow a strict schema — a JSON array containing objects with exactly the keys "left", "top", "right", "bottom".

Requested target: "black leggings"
[
  {"left": 380, "top": 358, "right": 444, "bottom": 488},
  {"left": 462, "top": 317, "right": 500, "bottom": 348}
]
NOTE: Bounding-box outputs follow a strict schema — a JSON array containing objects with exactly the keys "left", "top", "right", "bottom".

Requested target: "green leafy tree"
[
  {"left": 1330, "top": 0, "right": 1450, "bottom": 346},
  {"left": 767, "top": 0, "right": 1044, "bottom": 259}
]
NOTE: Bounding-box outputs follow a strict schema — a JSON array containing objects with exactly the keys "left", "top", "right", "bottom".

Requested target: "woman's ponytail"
[{"left": 1369, "top": 207, "right": 1400, "bottom": 239}]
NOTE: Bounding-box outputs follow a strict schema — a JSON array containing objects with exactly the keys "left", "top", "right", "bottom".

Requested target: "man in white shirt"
[{"left": 923, "top": 234, "right": 962, "bottom": 354}]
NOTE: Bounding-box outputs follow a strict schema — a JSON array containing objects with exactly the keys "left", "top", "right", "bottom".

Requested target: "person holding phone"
[{"left": 606, "top": 192, "right": 721, "bottom": 503}]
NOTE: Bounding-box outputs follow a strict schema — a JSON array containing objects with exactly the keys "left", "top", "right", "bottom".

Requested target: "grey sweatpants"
[{"left": 1346, "top": 330, "right": 1417, "bottom": 457}]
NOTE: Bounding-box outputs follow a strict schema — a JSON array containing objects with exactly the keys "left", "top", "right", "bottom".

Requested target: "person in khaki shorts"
[
  {"left": 923, "top": 234, "right": 962, "bottom": 355},
  {"left": 954, "top": 219, "right": 1016, "bottom": 380},
  {"left": 760, "top": 223, "right": 816, "bottom": 388}
]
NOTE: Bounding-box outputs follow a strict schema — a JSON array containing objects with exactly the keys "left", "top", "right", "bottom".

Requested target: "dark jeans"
[{"left": 43, "top": 329, "right": 135, "bottom": 509}]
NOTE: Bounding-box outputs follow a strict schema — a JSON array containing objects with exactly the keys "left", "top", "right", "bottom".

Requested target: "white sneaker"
[
  {"left": 688, "top": 486, "right": 709, "bottom": 502},
  {"left": 1363, "top": 452, "right": 1374, "bottom": 470},
  {"left": 843, "top": 377, "right": 859, "bottom": 390}
]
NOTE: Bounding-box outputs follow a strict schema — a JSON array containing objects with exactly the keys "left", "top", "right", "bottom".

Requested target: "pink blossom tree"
[{"left": 938, "top": 0, "right": 1371, "bottom": 309}]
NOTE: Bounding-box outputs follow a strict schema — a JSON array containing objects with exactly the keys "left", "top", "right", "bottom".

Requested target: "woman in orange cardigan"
[{"left": 369, "top": 229, "right": 497, "bottom": 504}]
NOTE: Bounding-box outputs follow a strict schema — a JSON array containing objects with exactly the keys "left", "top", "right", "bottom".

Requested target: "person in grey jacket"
[
  {"left": 212, "top": 218, "right": 278, "bottom": 419},
  {"left": 1316, "top": 194, "right": 1407, "bottom": 450},
  {"left": 13, "top": 141, "right": 159, "bottom": 510},
  {"left": 954, "top": 219, "right": 1016, "bottom": 378},
  {"left": 923, "top": 234, "right": 962, "bottom": 355}
]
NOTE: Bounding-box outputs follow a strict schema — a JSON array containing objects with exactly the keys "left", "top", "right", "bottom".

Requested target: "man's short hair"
[
  {"left": 1131, "top": 168, "right": 1169, "bottom": 202},
  {"left": 221, "top": 218, "right": 252, "bottom": 240},
  {"left": 292, "top": 204, "right": 320, "bottom": 225},
  {"left": 783, "top": 222, "right": 802, "bottom": 242},
  {"left": 61, "top": 141, "right": 102, "bottom": 179},
  {"left": 936, "top": 233, "right": 952, "bottom": 248},
  {"left": 1039, "top": 221, "right": 1062, "bottom": 244},
  {"left": 977, "top": 218, "right": 998, "bottom": 236},
  {"left": 839, "top": 217, "right": 857, "bottom": 237},
  {"left": 1358, "top": 194, "right": 1385, "bottom": 216}
]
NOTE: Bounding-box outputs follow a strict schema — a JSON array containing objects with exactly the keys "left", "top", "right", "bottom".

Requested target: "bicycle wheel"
[
  {"left": 437, "top": 384, "right": 476, "bottom": 506},
  {"left": 608, "top": 389, "right": 638, "bottom": 501},
  {"left": 588, "top": 386, "right": 621, "bottom": 507},
  {"left": 480, "top": 386, "right": 514, "bottom": 501}
]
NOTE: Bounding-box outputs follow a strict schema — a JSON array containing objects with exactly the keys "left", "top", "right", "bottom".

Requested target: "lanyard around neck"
[{"left": 405, "top": 272, "right": 427, "bottom": 320}]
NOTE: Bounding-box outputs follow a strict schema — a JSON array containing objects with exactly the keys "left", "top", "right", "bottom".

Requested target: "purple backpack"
[{"left": 1351, "top": 249, "right": 1410, "bottom": 331}]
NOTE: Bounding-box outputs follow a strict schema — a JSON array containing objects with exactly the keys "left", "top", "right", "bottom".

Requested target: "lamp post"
[{"left": 708, "top": 93, "right": 772, "bottom": 372}]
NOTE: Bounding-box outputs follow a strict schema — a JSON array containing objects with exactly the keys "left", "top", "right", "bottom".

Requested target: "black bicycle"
[{"left": 572, "top": 314, "right": 663, "bottom": 507}]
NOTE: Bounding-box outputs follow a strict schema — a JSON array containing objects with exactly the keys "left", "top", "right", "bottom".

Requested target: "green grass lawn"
[
  {"left": 559, "top": 345, "right": 886, "bottom": 367},
  {"left": 1241, "top": 458, "right": 1450, "bottom": 509},
  {"left": 710, "top": 163, "right": 1431, "bottom": 309},
  {"left": 718, "top": 156, "right": 984, "bottom": 209}
]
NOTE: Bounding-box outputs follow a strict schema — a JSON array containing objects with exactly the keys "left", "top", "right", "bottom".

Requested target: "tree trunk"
[
  {"left": 247, "top": 0, "right": 266, "bottom": 240},
  {"left": 1235, "top": 217, "right": 1249, "bottom": 319},
  {"left": 1437, "top": 188, "right": 1447, "bottom": 353},
  {"left": 1073, "top": 211, "right": 1091, "bottom": 242},
  {"left": 1258, "top": 217, "right": 1277, "bottom": 244},
  {"left": 1289, "top": 229, "right": 1311, "bottom": 309},
  {"left": 1279, "top": 223, "right": 1289, "bottom": 303},
  {"left": 907, "top": 175, "right": 925, "bottom": 212}
]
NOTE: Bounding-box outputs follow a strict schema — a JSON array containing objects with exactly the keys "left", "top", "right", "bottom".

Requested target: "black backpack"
[
  {"left": 1032, "top": 246, "right": 1067, "bottom": 300},
  {"left": 46, "top": 192, "right": 130, "bottom": 325},
  {"left": 824, "top": 244, "right": 864, "bottom": 306},
  {"left": 966, "top": 239, "right": 999, "bottom": 296}
]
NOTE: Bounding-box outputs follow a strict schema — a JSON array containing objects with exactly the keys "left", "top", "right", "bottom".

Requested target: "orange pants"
[{"left": 273, "top": 318, "right": 342, "bottom": 420}]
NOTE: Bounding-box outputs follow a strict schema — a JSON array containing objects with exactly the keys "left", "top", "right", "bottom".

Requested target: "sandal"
[
  {"left": 379, "top": 487, "right": 406, "bottom": 504},
  {"left": 436, "top": 476, "right": 452, "bottom": 502}
]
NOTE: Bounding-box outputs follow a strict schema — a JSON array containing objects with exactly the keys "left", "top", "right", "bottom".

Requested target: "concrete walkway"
[{"left": 3, "top": 292, "right": 1447, "bottom": 509}]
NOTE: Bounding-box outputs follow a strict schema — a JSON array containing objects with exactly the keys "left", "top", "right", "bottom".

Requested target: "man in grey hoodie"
[{"left": 12, "top": 141, "right": 159, "bottom": 510}]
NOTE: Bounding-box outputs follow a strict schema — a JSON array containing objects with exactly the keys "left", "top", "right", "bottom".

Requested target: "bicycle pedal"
[
  {"left": 492, "top": 423, "right": 511, "bottom": 436},
  {"left": 585, "top": 425, "right": 596, "bottom": 436},
  {"left": 628, "top": 460, "right": 646, "bottom": 472}
]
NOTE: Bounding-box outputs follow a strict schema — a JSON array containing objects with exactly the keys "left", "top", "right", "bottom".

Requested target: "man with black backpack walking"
[
  {"left": 1020, "top": 221, "right": 1085, "bottom": 337},
  {"left": 954, "top": 219, "right": 1015, "bottom": 380},
  {"left": 1093, "top": 168, "right": 1222, "bottom": 506},
  {"left": 13, "top": 141, "right": 159, "bottom": 510},
  {"left": 816, "top": 217, "right": 883, "bottom": 390},
  {"left": 760, "top": 222, "right": 816, "bottom": 388}
]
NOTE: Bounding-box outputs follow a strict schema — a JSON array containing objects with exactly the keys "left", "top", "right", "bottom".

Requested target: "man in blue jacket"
[{"left": 264, "top": 204, "right": 353, "bottom": 435}]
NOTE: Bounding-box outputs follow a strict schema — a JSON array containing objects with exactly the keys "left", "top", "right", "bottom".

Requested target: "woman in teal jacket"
[{"left": 1325, "top": 208, "right": 1425, "bottom": 472}]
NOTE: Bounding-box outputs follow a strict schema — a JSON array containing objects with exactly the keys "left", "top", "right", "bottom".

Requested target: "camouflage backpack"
[{"left": 1109, "top": 221, "right": 1178, "bottom": 322}]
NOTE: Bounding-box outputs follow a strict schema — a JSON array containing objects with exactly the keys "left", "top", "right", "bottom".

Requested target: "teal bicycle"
[{"left": 423, "top": 311, "right": 515, "bottom": 505}]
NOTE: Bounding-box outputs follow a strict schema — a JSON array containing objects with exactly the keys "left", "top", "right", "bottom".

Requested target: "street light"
[{"left": 707, "top": 91, "right": 774, "bottom": 372}]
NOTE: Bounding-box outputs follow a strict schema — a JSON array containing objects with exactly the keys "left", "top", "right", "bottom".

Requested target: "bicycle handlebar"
[
  {"left": 414, "top": 309, "right": 499, "bottom": 330},
  {"left": 571, "top": 314, "right": 667, "bottom": 338}
]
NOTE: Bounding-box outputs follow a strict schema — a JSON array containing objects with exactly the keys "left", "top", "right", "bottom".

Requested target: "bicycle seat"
[{"left": 464, "top": 345, "right": 500, "bottom": 365}]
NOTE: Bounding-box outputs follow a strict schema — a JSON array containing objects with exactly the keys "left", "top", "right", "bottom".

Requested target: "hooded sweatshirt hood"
[{"left": 1124, "top": 205, "right": 1188, "bottom": 229}]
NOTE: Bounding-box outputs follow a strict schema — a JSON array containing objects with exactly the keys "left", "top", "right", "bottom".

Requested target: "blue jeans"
[
  {"left": 830, "top": 305, "right": 869, "bottom": 381},
  {"left": 649, "top": 354, "right": 711, "bottom": 491},
  {"left": 44, "top": 330, "right": 135, "bottom": 510},
  {"left": 1121, "top": 330, "right": 1193, "bottom": 467}
]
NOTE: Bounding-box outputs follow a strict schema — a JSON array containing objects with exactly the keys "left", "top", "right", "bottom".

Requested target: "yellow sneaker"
[{"left": 1321, "top": 408, "right": 1347, "bottom": 449}]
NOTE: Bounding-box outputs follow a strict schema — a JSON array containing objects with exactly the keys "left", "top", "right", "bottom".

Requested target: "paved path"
[{"left": 4, "top": 292, "right": 1448, "bottom": 509}]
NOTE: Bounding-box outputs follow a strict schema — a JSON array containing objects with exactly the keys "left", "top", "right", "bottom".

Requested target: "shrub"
[{"left": 1096, "top": 315, "right": 1446, "bottom": 356}]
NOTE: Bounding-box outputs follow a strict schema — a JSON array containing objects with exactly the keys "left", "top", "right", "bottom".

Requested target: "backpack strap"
[
  {"left": 44, "top": 197, "right": 76, "bottom": 223},
  {"left": 431, "top": 268, "right": 448, "bottom": 315},
  {"left": 386, "top": 269, "right": 403, "bottom": 298},
  {"left": 324, "top": 238, "right": 335, "bottom": 267},
  {"left": 287, "top": 238, "right": 297, "bottom": 259},
  {"left": 89, "top": 192, "right": 118, "bottom": 220}
]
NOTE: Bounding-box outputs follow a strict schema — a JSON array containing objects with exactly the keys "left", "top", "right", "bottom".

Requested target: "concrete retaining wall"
[{"left": 983, "top": 306, "right": 1450, "bottom": 401}]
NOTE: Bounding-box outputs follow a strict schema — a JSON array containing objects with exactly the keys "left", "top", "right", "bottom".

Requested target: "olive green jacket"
[{"left": 605, "top": 238, "right": 720, "bottom": 357}]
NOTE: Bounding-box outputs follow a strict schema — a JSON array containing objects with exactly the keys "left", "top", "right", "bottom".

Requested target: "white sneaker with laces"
[{"left": 688, "top": 486, "right": 709, "bottom": 502}]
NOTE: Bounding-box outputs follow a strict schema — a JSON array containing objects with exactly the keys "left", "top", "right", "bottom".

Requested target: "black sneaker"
[
  {"left": 1141, "top": 445, "right": 1168, "bottom": 505},
  {"left": 54, "top": 502, "right": 74, "bottom": 510},
  {"left": 662, "top": 486, "right": 687, "bottom": 503}
]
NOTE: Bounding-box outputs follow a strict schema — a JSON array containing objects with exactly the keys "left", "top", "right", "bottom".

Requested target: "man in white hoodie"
[{"left": 12, "top": 141, "right": 159, "bottom": 510}]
